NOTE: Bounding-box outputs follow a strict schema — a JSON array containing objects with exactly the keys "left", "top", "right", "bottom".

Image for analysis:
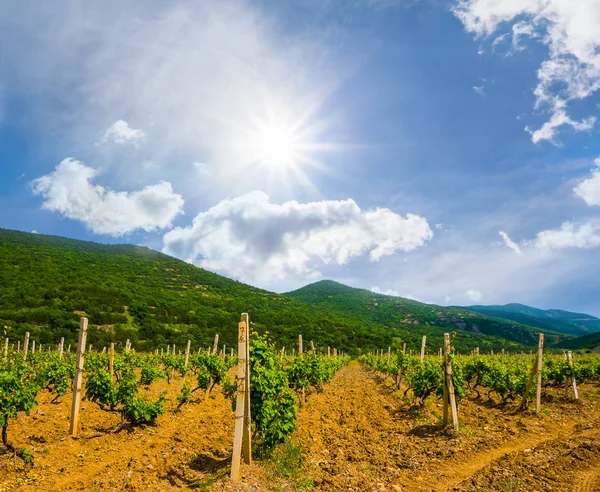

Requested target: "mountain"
[
  {"left": 0, "top": 228, "right": 567, "bottom": 354},
  {"left": 462, "top": 303, "right": 600, "bottom": 337},
  {"left": 557, "top": 332, "right": 600, "bottom": 352},
  {"left": 285, "top": 280, "right": 571, "bottom": 349},
  {"left": 0, "top": 228, "right": 396, "bottom": 353}
]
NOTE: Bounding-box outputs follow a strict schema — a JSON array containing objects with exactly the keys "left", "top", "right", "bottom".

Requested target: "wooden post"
[
  {"left": 68, "top": 344, "right": 71, "bottom": 353},
  {"left": 298, "top": 335, "right": 303, "bottom": 356},
  {"left": 567, "top": 351, "right": 579, "bottom": 400},
  {"left": 32, "top": 340, "right": 36, "bottom": 354},
  {"left": 212, "top": 334, "right": 219, "bottom": 355},
  {"left": 88, "top": 344, "right": 93, "bottom": 353},
  {"left": 402, "top": 342, "right": 406, "bottom": 354},
  {"left": 22, "top": 332, "right": 30, "bottom": 361},
  {"left": 184, "top": 340, "right": 191, "bottom": 368},
  {"left": 231, "top": 313, "right": 251, "bottom": 482},
  {"left": 387, "top": 347, "right": 391, "bottom": 359},
  {"left": 333, "top": 348, "right": 337, "bottom": 357},
  {"left": 70, "top": 318, "right": 88, "bottom": 437},
  {"left": 172, "top": 344, "right": 176, "bottom": 356},
  {"left": 519, "top": 353, "right": 538, "bottom": 411},
  {"left": 17, "top": 340, "right": 20, "bottom": 352},
  {"left": 3, "top": 338, "right": 8, "bottom": 357},
  {"left": 420, "top": 336, "right": 426, "bottom": 363},
  {"left": 442, "top": 333, "right": 459, "bottom": 431},
  {"left": 535, "top": 333, "right": 544, "bottom": 414},
  {"left": 231, "top": 348, "right": 234, "bottom": 357},
  {"left": 327, "top": 346, "right": 331, "bottom": 357},
  {"left": 222, "top": 345, "right": 226, "bottom": 360},
  {"left": 102, "top": 346, "right": 106, "bottom": 354},
  {"left": 109, "top": 343, "right": 115, "bottom": 380},
  {"left": 241, "top": 313, "right": 251, "bottom": 466},
  {"left": 125, "top": 339, "right": 130, "bottom": 353}
]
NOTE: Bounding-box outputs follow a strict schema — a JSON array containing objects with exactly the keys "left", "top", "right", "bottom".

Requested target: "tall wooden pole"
[
  {"left": 231, "top": 314, "right": 251, "bottom": 481},
  {"left": 535, "top": 333, "right": 544, "bottom": 414},
  {"left": 59, "top": 337, "right": 64, "bottom": 358},
  {"left": 241, "top": 313, "right": 251, "bottom": 465},
  {"left": 184, "top": 340, "right": 191, "bottom": 368},
  {"left": 23, "top": 332, "right": 30, "bottom": 361},
  {"left": 212, "top": 334, "right": 219, "bottom": 355},
  {"left": 420, "top": 336, "right": 426, "bottom": 363},
  {"left": 70, "top": 318, "right": 88, "bottom": 437},
  {"left": 109, "top": 343, "right": 115, "bottom": 380}
]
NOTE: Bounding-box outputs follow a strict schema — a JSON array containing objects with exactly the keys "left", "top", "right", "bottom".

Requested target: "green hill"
[
  {"left": 461, "top": 303, "right": 600, "bottom": 337},
  {"left": 0, "top": 228, "right": 568, "bottom": 354},
  {"left": 284, "top": 280, "right": 571, "bottom": 349},
  {"left": 0, "top": 228, "right": 392, "bottom": 353},
  {"left": 557, "top": 332, "right": 600, "bottom": 352}
]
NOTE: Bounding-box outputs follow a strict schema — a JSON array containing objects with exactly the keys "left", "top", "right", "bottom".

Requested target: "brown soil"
[
  {"left": 2, "top": 362, "right": 600, "bottom": 491},
  {"left": 0, "top": 375, "right": 234, "bottom": 491}
]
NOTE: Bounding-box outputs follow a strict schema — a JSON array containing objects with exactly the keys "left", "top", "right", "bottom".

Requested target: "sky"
[{"left": 2, "top": 0, "right": 600, "bottom": 314}]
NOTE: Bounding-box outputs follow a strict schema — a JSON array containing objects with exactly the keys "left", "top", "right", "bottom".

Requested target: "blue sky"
[{"left": 2, "top": 0, "right": 600, "bottom": 314}]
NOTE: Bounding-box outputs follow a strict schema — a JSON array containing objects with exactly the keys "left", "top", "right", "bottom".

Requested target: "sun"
[{"left": 250, "top": 121, "right": 300, "bottom": 169}]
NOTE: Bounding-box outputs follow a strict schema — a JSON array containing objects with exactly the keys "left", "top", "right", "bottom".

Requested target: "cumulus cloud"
[
  {"left": 100, "top": 120, "right": 146, "bottom": 145},
  {"left": 574, "top": 157, "right": 600, "bottom": 207},
  {"left": 455, "top": 0, "right": 600, "bottom": 143},
  {"left": 465, "top": 289, "right": 482, "bottom": 302},
  {"left": 499, "top": 231, "right": 523, "bottom": 255},
  {"left": 163, "top": 191, "right": 433, "bottom": 283},
  {"left": 32, "top": 159, "right": 184, "bottom": 236},
  {"left": 531, "top": 221, "right": 600, "bottom": 251}
]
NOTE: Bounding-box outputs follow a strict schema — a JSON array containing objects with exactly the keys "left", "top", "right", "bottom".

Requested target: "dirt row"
[
  {"left": 254, "top": 363, "right": 600, "bottom": 491},
  {"left": 2, "top": 363, "right": 600, "bottom": 491}
]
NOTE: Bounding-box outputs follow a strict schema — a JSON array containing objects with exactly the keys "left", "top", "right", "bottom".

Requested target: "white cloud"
[
  {"left": 531, "top": 221, "right": 600, "bottom": 251},
  {"left": 574, "top": 157, "right": 600, "bottom": 206},
  {"left": 465, "top": 289, "right": 482, "bottom": 302},
  {"left": 499, "top": 230, "right": 523, "bottom": 255},
  {"left": 473, "top": 84, "right": 485, "bottom": 97},
  {"left": 100, "top": 120, "right": 146, "bottom": 145},
  {"left": 455, "top": 0, "right": 600, "bottom": 143},
  {"left": 32, "top": 158, "right": 184, "bottom": 236},
  {"left": 370, "top": 286, "right": 401, "bottom": 297},
  {"left": 163, "top": 191, "right": 433, "bottom": 283}
]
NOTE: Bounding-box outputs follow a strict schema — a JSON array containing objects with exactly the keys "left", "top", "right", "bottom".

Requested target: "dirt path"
[{"left": 290, "top": 363, "right": 600, "bottom": 491}]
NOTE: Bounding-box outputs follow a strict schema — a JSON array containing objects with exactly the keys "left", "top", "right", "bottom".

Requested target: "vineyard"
[{"left": 1, "top": 323, "right": 600, "bottom": 490}]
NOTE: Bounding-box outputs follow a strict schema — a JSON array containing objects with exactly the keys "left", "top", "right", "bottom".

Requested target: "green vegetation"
[
  {"left": 285, "top": 280, "right": 570, "bottom": 350},
  {"left": 463, "top": 303, "right": 600, "bottom": 337},
  {"left": 0, "top": 228, "right": 417, "bottom": 354},
  {"left": 557, "top": 331, "right": 600, "bottom": 351},
  {"left": 0, "top": 228, "right": 563, "bottom": 354}
]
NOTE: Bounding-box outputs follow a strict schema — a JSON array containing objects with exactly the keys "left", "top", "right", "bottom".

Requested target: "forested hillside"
[
  {"left": 0, "top": 228, "right": 565, "bottom": 353},
  {"left": 463, "top": 303, "right": 600, "bottom": 337},
  {"left": 285, "top": 280, "right": 570, "bottom": 348}
]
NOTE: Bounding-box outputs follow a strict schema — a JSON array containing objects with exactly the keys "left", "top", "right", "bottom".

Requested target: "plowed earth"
[{"left": 2, "top": 362, "right": 600, "bottom": 491}]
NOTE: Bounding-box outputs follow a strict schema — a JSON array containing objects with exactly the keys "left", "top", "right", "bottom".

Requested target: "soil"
[{"left": 2, "top": 362, "right": 600, "bottom": 491}]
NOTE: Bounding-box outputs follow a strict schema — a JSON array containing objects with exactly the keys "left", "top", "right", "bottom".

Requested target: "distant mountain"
[
  {"left": 462, "top": 303, "right": 600, "bottom": 337},
  {"left": 557, "top": 332, "right": 600, "bottom": 352},
  {"left": 285, "top": 280, "right": 570, "bottom": 349}
]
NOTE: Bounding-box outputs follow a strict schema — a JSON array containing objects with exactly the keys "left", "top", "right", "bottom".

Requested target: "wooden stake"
[
  {"left": 327, "top": 346, "right": 331, "bottom": 357},
  {"left": 298, "top": 335, "right": 303, "bottom": 356},
  {"left": 32, "top": 340, "right": 36, "bottom": 354},
  {"left": 443, "top": 333, "right": 459, "bottom": 431},
  {"left": 387, "top": 347, "right": 391, "bottom": 359},
  {"left": 109, "top": 343, "right": 115, "bottom": 380},
  {"left": 23, "top": 332, "right": 30, "bottom": 361},
  {"left": 125, "top": 339, "right": 130, "bottom": 353},
  {"left": 212, "top": 334, "right": 219, "bottom": 355},
  {"left": 172, "top": 344, "right": 176, "bottom": 356},
  {"left": 70, "top": 318, "right": 88, "bottom": 437},
  {"left": 184, "top": 340, "right": 191, "bottom": 368},
  {"left": 241, "top": 313, "right": 251, "bottom": 466},
  {"left": 231, "top": 314, "right": 251, "bottom": 482},
  {"left": 567, "top": 351, "right": 579, "bottom": 400},
  {"left": 3, "top": 338, "right": 8, "bottom": 357},
  {"left": 535, "top": 333, "right": 544, "bottom": 414},
  {"left": 420, "top": 336, "right": 426, "bottom": 363},
  {"left": 17, "top": 340, "right": 20, "bottom": 352}
]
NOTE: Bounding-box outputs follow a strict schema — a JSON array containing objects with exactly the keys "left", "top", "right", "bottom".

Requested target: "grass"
[{"left": 264, "top": 439, "right": 314, "bottom": 491}]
